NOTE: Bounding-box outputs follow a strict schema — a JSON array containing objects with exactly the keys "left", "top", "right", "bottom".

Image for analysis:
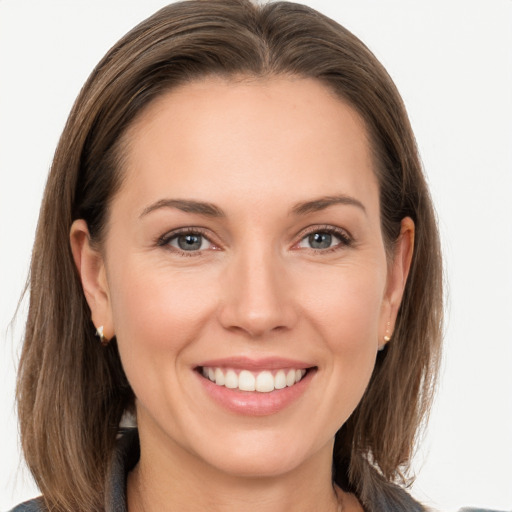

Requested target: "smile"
[
  {"left": 201, "top": 367, "right": 307, "bottom": 392},
  {"left": 195, "top": 358, "right": 316, "bottom": 415}
]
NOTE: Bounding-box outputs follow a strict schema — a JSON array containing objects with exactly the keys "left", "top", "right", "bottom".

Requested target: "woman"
[{"left": 12, "top": 0, "right": 443, "bottom": 511}]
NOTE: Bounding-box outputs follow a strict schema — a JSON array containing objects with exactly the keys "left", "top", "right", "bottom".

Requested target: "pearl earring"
[
  {"left": 383, "top": 320, "right": 392, "bottom": 342},
  {"left": 95, "top": 325, "right": 109, "bottom": 346},
  {"left": 377, "top": 321, "right": 392, "bottom": 351}
]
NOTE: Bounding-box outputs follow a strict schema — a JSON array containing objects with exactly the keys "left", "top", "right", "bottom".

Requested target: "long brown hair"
[{"left": 17, "top": 1, "right": 443, "bottom": 510}]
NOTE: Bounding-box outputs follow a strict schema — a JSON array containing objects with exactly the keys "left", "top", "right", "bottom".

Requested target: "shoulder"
[
  {"left": 8, "top": 430, "right": 138, "bottom": 512},
  {"left": 360, "top": 480, "right": 427, "bottom": 512},
  {"left": 458, "top": 509, "right": 509, "bottom": 512},
  {"left": 8, "top": 497, "right": 45, "bottom": 512}
]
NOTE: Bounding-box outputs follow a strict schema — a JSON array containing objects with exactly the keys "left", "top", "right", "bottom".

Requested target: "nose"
[{"left": 218, "top": 246, "right": 298, "bottom": 338}]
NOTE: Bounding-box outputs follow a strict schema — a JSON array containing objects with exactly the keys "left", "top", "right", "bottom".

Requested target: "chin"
[
  {"left": 189, "top": 428, "right": 331, "bottom": 480},
  {"left": 205, "top": 448, "right": 311, "bottom": 479}
]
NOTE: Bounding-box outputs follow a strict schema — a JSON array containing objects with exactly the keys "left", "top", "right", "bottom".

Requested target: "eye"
[
  {"left": 160, "top": 231, "right": 214, "bottom": 252},
  {"left": 296, "top": 228, "right": 351, "bottom": 251}
]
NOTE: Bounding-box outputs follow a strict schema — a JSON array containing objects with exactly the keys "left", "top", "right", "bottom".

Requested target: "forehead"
[{"left": 116, "top": 76, "right": 379, "bottom": 217}]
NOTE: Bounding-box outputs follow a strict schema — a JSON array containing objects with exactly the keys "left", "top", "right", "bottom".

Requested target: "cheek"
[
  {"left": 299, "top": 261, "right": 386, "bottom": 400},
  {"left": 107, "top": 259, "right": 219, "bottom": 368},
  {"left": 298, "top": 261, "right": 386, "bottom": 348}
]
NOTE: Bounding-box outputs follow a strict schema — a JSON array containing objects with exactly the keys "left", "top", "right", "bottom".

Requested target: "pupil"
[
  {"left": 178, "top": 234, "right": 202, "bottom": 251},
  {"left": 309, "top": 232, "right": 331, "bottom": 249}
]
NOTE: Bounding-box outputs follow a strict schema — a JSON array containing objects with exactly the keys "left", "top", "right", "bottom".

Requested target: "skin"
[{"left": 71, "top": 76, "right": 414, "bottom": 512}]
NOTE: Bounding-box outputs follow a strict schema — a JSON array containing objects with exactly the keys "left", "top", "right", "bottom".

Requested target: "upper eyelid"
[
  {"left": 295, "top": 224, "right": 352, "bottom": 241},
  {"left": 157, "top": 226, "right": 216, "bottom": 246}
]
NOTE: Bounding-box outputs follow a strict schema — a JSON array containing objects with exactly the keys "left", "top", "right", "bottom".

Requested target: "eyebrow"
[
  {"left": 139, "top": 199, "right": 225, "bottom": 219},
  {"left": 291, "top": 195, "right": 366, "bottom": 216},
  {"left": 139, "top": 194, "right": 366, "bottom": 219}
]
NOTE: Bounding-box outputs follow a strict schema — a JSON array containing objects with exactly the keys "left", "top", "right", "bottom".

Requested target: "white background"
[{"left": 1, "top": 1, "right": 511, "bottom": 511}]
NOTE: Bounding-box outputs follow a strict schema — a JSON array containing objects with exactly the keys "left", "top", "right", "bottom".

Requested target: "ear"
[
  {"left": 70, "top": 219, "right": 114, "bottom": 341},
  {"left": 379, "top": 217, "right": 415, "bottom": 347}
]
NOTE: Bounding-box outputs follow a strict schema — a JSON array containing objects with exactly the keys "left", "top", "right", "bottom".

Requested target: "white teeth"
[
  {"left": 274, "top": 370, "right": 287, "bottom": 390},
  {"left": 225, "top": 370, "right": 238, "bottom": 389},
  {"left": 255, "top": 371, "right": 274, "bottom": 392},
  {"left": 286, "top": 369, "right": 296, "bottom": 387},
  {"left": 214, "top": 367, "right": 225, "bottom": 386},
  {"left": 238, "top": 370, "right": 255, "bottom": 391},
  {"left": 201, "top": 366, "right": 308, "bottom": 392}
]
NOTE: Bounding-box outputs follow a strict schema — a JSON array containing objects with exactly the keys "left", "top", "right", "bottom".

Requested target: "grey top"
[
  {"left": 10, "top": 429, "right": 139, "bottom": 512},
  {"left": 9, "top": 430, "right": 505, "bottom": 512}
]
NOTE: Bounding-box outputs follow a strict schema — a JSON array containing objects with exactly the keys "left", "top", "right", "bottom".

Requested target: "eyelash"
[
  {"left": 156, "top": 227, "right": 215, "bottom": 257},
  {"left": 294, "top": 225, "right": 353, "bottom": 253},
  {"left": 156, "top": 225, "right": 353, "bottom": 256}
]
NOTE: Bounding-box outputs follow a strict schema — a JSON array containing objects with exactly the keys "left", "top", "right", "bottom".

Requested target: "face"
[{"left": 72, "top": 77, "right": 413, "bottom": 479}]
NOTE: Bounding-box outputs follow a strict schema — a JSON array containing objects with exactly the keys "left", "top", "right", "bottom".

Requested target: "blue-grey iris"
[
  {"left": 178, "top": 234, "right": 202, "bottom": 251},
  {"left": 309, "top": 232, "right": 332, "bottom": 249}
]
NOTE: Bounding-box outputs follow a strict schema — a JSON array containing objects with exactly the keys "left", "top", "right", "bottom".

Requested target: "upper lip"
[{"left": 196, "top": 356, "right": 314, "bottom": 371}]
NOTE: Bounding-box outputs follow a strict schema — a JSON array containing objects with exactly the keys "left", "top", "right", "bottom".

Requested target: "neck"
[{"left": 128, "top": 423, "right": 344, "bottom": 512}]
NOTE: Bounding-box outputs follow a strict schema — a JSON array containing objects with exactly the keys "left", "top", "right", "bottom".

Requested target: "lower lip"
[{"left": 196, "top": 369, "right": 315, "bottom": 416}]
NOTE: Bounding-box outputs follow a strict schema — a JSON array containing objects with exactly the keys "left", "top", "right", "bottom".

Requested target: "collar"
[{"left": 105, "top": 428, "right": 140, "bottom": 512}]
